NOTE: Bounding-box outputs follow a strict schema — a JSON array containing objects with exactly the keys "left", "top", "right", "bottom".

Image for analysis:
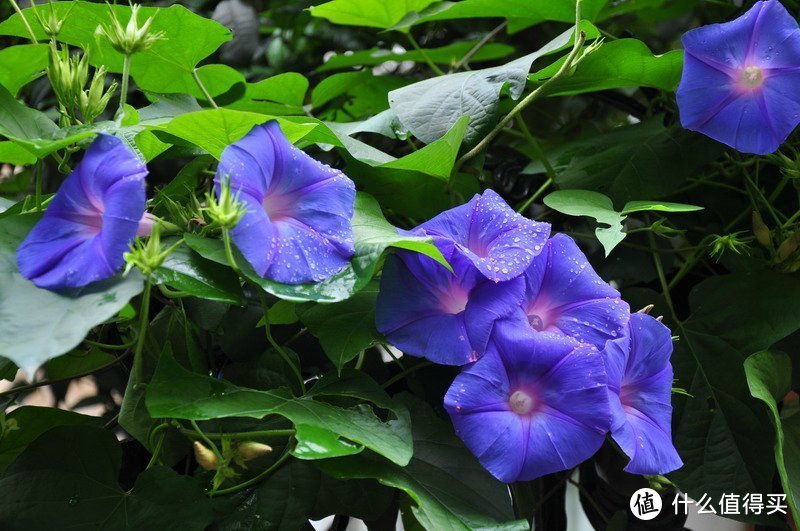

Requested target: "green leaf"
[
  {"left": 0, "top": 2, "right": 231, "bottom": 95},
  {"left": 392, "top": 0, "right": 606, "bottom": 31},
  {"left": 544, "top": 190, "right": 624, "bottom": 255},
  {"left": 44, "top": 347, "right": 115, "bottom": 381},
  {"left": 0, "top": 214, "right": 144, "bottom": 376},
  {"left": 0, "top": 425, "right": 212, "bottom": 529},
  {"left": 744, "top": 351, "right": 800, "bottom": 528},
  {"left": 146, "top": 356, "right": 413, "bottom": 466},
  {"left": 0, "top": 142, "right": 36, "bottom": 165},
  {"left": 318, "top": 41, "right": 514, "bottom": 72},
  {"left": 530, "top": 39, "right": 683, "bottom": 94},
  {"left": 297, "top": 282, "right": 380, "bottom": 371},
  {"left": 318, "top": 395, "right": 527, "bottom": 530},
  {"left": 671, "top": 271, "right": 800, "bottom": 525},
  {"left": 153, "top": 240, "right": 245, "bottom": 305},
  {"left": 154, "top": 109, "right": 320, "bottom": 159},
  {"left": 388, "top": 23, "right": 595, "bottom": 146},
  {"left": 309, "top": 0, "right": 437, "bottom": 28},
  {"left": 267, "top": 299, "right": 298, "bottom": 325},
  {"left": 185, "top": 192, "right": 447, "bottom": 303},
  {"left": 0, "top": 44, "right": 47, "bottom": 97},
  {"left": 189, "top": 64, "right": 246, "bottom": 101},
  {"left": 0, "top": 407, "right": 102, "bottom": 473},
  {"left": 313, "top": 71, "right": 409, "bottom": 121},
  {"left": 227, "top": 73, "right": 309, "bottom": 115},
  {"left": 527, "top": 117, "right": 722, "bottom": 203},
  {"left": 620, "top": 201, "right": 703, "bottom": 215}
]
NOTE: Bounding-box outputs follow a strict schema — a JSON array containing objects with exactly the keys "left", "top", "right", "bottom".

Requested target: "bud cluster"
[{"left": 47, "top": 44, "right": 116, "bottom": 124}]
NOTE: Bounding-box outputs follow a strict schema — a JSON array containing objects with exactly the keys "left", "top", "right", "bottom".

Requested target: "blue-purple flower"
[
  {"left": 413, "top": 189, "right": 550, "bottom": 282},
  {"left": 677, "top": 0, "right": 800, "bottom": 154},
  {"left": 216, "top": 121, "right": 356, "bottom": 284},
  {"left": 604, "top": 312, "right": 683, "bottom": 475},
  {"left": 511, "top": 234, "right": 629, "bottom": 349},
  {"left": 444, "top": 321, "right": 612, "bottom": 483},
  {"left": 375, "top": 242, "right": 525, "bottom": 365},
  {"left": 17, "top": 134, "right": 148, "bottom": 289}
]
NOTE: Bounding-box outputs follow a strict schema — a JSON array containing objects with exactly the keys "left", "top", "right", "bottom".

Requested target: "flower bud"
[
  {"left": 124, "top": 222, "right": 183, "bottom": 276},
  {"left": 96, "top": 4, "right": 165, "bottom": 56},
  {"left": 193, "top": 441, "right": 219, "bottom": 471},
  {"left": 31, "top": 0, "right": 73, "bottom": 39},
  {"left": 237, "top": 441, "right": 273, "bottom": 460},
  {"left": 203, "top": 178, "right": 248, "bottom": 230},
  {"left": 752, "top": 211, "right": 771, "bottom": 247},
  {"left": 778, "top": 231, "right": 800, "bottom": 262}
]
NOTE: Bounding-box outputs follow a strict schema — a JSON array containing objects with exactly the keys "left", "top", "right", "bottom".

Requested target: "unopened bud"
[
  {"left": 752, "top": 211, "right": 771, "bottom": 247},
  {"left": 31, "top": 0, "right": 74, "bottom": 38},
  {"left": 203, "top": 178, "right": 248, "bottom": 230},
  {"left": 193, "top": 441, "right": 219, "bottom": 470},
  {"left": 237, "top": 441, "right": 273, "bottom": 460},
  {"left": 124, "top": 222, "right": 183, "bottom": 276},
  {"left": 96, "top": 4, "right": 165, "bottom": 56},
  {"left": 778, "top": 231, "right": 800, "bottom": 262}
]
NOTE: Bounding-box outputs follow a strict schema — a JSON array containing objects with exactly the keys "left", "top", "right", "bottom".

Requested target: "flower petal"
[{"left": 418, "top": 189, "right": 550, "bottom": 282}]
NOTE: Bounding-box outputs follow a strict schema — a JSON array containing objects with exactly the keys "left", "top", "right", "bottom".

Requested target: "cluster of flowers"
[
  {"left": 17, "top": 123, "right": 357, "bottom": 289},
  {"left": 375, "top": 193, "right": 683, "bottom": 482}
]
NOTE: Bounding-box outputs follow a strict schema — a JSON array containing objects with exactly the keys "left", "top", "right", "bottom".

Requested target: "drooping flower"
[
  {"left": 375, "top": 242, "right": 525, "bottom": 365},
  {"left": 604, "top": 312, "right": 683, "bottom": 475},
  {"left": 17, "top": 134, "right": 148, "bottom": 289},
  {"left": 216, "top": 121, "right": 356, "bottom": 284},
  {"left": 444, "top": 321, "right": 611, "bottom": 483},
  {"left": 510, "top": 233, "right": 629, "bottom": 349},
  {"left": 677, "top": 0, "right": 800, "bottom": 154},
  {"left": 412, "top": 189, "right": 550, "bottom": 282}
]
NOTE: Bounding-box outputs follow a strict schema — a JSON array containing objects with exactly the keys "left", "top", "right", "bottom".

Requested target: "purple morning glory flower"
[
  {"left": 604, "top": 312, "right": 683, "bottom": 475},
  {"left": 677, "top": 0, "right": 800, "bottom": 154},
  {"left": 511, "top": 234, "right": 629, "bottom": 349},
  {"left": 375, "top": 241, "right": 525, "bottom": 365},
  {"left": 444, "top": 321, "right": 612, "bottom": 483},
  {"left": 413, "top": 189, "right": 550, "bottom": 282},
  {"left": 17, "top": 134, "right": 147, "bottom": 289},
  {"left": 216, "top": 121, "right": 356, "bottom": 284}
]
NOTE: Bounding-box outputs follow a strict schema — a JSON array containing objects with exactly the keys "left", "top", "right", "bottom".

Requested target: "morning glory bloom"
[
  {"left": 511, "top": 234, "right": 629, "bottom": 349},
  {"left": 677, "top": 0, "right": 800, "bottom": 154},
  {"left": 375, "top": 242, "right": 525, "bottom": 365},
  {"left": 444, "top": 321, "right": 611, "bottom": 482},
  {"left": 605, "top": 312, "right": 683, "bottom": 475},
  {"left": 412, "top": 189, "right": 550, "bottom": 282},
  {"left": 17, "top": 134, "right": 148, "bottom": 289},
  {"left": 216, "top": 121, "right": 356, "bottom": 284}
]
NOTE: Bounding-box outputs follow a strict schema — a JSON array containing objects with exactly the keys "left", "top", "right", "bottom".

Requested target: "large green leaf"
[
  {"left": 227, "top": 73, "right": 309, "bottom": 115},
  {"left": 297, "top": 282, "right": 380, "bottom": 371},
  {"left": 146, "top": 356, "right": 413, "bottom": 466},
  {"left": 530, "top": 39, "right": 683, "bottom": 94},
  {"left": 670, "top": 272, "right": 800, "bottom": 524},
  {"left": 0, "top": 407, "right": 102, "bottom": 473},
  {"left": 185, "top": 192, "right": 446, "bottom": 303},
  {"left": 318, "top": 395, "right": 527, "bottom": 530},
  {"left": 309, "top": 0, "right": 437, "bottom": 28},
  {"left": 526, "top": 117, "right": 721, "bottom": 203},
  {"left": 0, "top": 425, "right": 212, "bottom": 529},
  {"left": 0, "top": 214, "right": 143, "bottom": 376},
  {"left": 318, "top": 41, "right": 514, "bottom": 72},
  {"left": 153, "top": 240, "right": 245, "bottom": 305},
  {"left": 0, "top": 2, "right": 231, "bottom": 95},
  {"left": 0, "top": 142, "right": 36, "bottom": 165},
  {"left": 388, "top": 23, "right": 595, "bottom": 146},
  {"left": 0, "top": 44, "right": 47, "bottom": 97},
  {"left": 153, "top": 109, "right": 321, "bottom": 159},
  {"left": 744, "top": 351, "right": 800, "bottom": 528}
]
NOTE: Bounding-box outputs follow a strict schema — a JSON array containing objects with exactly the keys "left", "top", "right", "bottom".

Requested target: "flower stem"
[
  {"left": 516, "top": 177, "right": 553, "bottom": 214},
  {"left": 192, "top": 68, "right": 219, "bottom": 109},
  {"left": 117, "top": 54, "right": 131, "bottom": 122},
  {"left": 190, "top": 420, "right": 225, "bottom": 463},
  {"left": 132, "top": 276, "right": 153, "bottom": 389},
  {"left": 456, "top": 1, "right": 587, "bottom": 167},
  {"left": 8, "top": 0, "right": 37, "bottom": 43},
  {"left": 407, "top": 32, "right": 445, "bottom": 76},
  {"left": 34, "top": 162, "right": 42, "bottom": 211},
  {"left": 221, "top": 227, "right": 239, "bottom": 275},
  {"left": 257, "top": 291, "right": 306, "bottom": 394}
]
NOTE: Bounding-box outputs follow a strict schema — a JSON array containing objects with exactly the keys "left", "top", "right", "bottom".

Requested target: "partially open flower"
[
  {"left": 604, "top": 313, "right": 683, "bottom": 475},
  {"left": 215, "top": 122, "right": 356, "bottom": 284},
  {"left": 444, "top": 321, "right": 611, "bottom": 483},
  {"left": 17, "top": 134, "right": 148, "bottom": 289}
]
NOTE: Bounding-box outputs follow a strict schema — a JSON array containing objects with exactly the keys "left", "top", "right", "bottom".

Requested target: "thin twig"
[{"left": 452, "top": 21, "right": 508, "bottom": 72}]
